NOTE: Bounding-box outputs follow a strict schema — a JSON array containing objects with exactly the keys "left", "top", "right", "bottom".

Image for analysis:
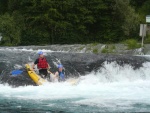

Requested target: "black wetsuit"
[{"left": 34, "top": 58, "right": 48, "bottom": 78}]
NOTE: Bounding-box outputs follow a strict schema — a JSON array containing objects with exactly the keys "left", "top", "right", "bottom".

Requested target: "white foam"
[
  {"left": 0, "top": 48, "right": 53, "bottom": 52},
  {"left": 0, "top": 48, "right": 69, "bottom": 53},
  {"left": 0, "top": 62, "right": 150, "bottom": 109}
]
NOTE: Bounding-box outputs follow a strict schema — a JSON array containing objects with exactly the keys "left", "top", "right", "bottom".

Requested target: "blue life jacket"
[{"left": 58, "top": 70, "right": 65, "bottom": 81}]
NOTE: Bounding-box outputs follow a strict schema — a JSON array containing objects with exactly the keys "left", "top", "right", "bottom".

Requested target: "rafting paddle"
[{"left": 11, "top": 70, "right": 23, "bottom": 76}]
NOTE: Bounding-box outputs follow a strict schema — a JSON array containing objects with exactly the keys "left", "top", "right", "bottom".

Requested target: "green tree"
[
  {"left": 138, "top": 0, "right": 150, "bottom": 23},
  {"left": 0, "top": 0, "right": 8, "bottom": 14},
  {"left": 0, "top": 13, "right": 22, "bottom": 45},
  {"left": 0, "top": 0, "right": 145, "bottom": 45},
  {"left": 114, "top": 0, "right": 140, "bottom": 37}
]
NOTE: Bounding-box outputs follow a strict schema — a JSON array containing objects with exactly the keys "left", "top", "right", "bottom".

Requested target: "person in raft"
[
  {"left": 55, "top": 64, "right": 65, "bottom": 82},
  {"left": 32, "top": 51, "right": 50, "bottom": 78}
]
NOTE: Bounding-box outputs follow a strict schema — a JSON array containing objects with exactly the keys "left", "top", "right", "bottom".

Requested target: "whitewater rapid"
[{"left": 1, "top": 61, "right": 150, "bottom": 112}]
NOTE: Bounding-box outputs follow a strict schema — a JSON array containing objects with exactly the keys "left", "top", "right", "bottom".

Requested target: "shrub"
[
  {"left": 93, "top": 48, "right": 98, "bottom": 54},
  {"left": 101, "top": 45, "right": 115, "bottom": 53},
  {"left": 124, "top": 39, "right": 141, "bottom": 49},
  {"left": 101, "top": 48, "right": 109, "bottom": 53},
  {"left": 145, "top": 34, "right": 150, "bottom": 44},
  {"left": 91, "top": 42, "right": 99, "bottom": 46},
  {"left": 109, "top": 45, "right": 116, "bottom": 52}
]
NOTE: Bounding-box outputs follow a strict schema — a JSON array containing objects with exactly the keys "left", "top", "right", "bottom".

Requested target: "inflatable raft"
[
  {"left": 25, "top": 64, "right": 79, "bottom": 86},
  {"left": 25, "top": 64, "right": 46, "bottom": 85}
]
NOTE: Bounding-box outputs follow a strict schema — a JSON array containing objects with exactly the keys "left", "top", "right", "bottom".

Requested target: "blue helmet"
[
  {"left": 58, "top": 64, "right": 63, "bottom": 68},
  {"left": 38, "top": 51, "right": 43, "bottom": 55}
]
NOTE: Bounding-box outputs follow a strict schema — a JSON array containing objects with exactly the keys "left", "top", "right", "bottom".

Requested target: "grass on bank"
[
  {"left": 93, "top": 48, "right": 98, "bottom": 54},
  {"left": 124, "top": 39, "right": 141, "bottom": 49},
  {"left": 145, "top": 34, "right": 150, "bottom": 44},
  {"left": 101, "top": 45, "right": 116, "bottom": 53}
]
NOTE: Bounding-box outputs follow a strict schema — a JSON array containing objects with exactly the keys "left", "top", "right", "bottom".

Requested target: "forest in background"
[{"left": 0, "top": 0, "right": 149, "bottom": 46}]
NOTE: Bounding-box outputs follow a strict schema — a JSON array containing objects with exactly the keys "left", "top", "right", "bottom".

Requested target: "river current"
[{"left": 0, "top": 47, "right": 150, "bottom": 112}]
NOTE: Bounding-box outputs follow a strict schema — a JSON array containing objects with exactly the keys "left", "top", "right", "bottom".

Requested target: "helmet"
[
  {"left": 58, "top": 64, "right": 63, "bottom": 68},
  {"left": 38, "top": 51, "right": 43, "bottom": 55}
]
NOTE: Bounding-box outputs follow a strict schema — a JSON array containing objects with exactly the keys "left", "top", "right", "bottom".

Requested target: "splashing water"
[{"left": 0, "top": 62, "right": 150, "bottom": 112}]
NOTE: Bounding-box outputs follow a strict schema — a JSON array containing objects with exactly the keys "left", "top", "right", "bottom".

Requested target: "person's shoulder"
[{"left": 34, "top": 58, "right": 39, "bottom": 64}]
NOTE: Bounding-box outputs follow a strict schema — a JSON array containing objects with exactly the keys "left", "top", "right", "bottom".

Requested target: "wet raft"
[
  {"left": 25, "top": 64, "right": 79, "bottom": 86},
  {"left": 25, "top": 64, "right": 46, "bottom": 85}
]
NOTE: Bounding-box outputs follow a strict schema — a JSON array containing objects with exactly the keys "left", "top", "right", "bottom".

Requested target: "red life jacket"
[{"left": 37, "top": 57, "right": 48, "bottom": 69}]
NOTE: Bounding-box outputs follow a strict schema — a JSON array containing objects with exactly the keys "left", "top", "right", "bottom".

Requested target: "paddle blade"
[{"left": 11, "top": 70, "right": 23, "bottom": 76}]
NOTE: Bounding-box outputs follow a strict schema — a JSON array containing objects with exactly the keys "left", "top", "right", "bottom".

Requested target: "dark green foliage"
[
  {"left": 0, "top": 0, "right": 149, "bottom": 45},
  {"left": 0, "top": 13, "right": 22, "bottom": 45},
  {"left": 144, "top": 34, "right": 150, "bottom": 44}
]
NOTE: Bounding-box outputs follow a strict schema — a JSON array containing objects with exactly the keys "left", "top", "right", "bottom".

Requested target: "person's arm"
[
  {"left": 31, "top": 59, "right": 38, "bottom": 70},
  {"left": 31, "top": 64, "right": 35, "bottom": 71},
  {"left": 47, "top": 63, "right": 50, "bottom": 69}
]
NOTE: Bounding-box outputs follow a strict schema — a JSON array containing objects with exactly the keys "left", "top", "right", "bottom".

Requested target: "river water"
[{"left": 0, "top": 47, "right": 150, "bottom": 112}]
